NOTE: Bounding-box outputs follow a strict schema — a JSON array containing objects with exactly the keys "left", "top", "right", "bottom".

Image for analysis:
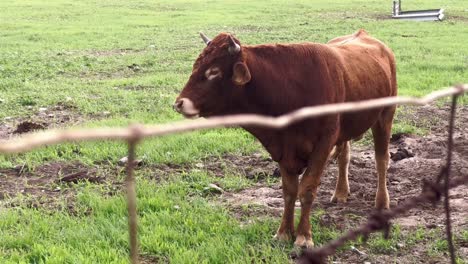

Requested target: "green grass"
[
  {"left": 0, "top": 0, "right": 467, "bottom": 263},
  {"left": 357, "top": 226, "right": 468, "bottom": 264},
  {"left": 0, "top": 172, "right": 339, "bottom": 263}
]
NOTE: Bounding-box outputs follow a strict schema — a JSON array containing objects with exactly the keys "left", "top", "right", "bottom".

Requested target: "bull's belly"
[{"left": 338, "top": 110, "right": 382, "bottom": 142}]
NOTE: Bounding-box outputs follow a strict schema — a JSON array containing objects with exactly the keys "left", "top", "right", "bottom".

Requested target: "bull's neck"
[{"left": 241, "top": 43, "right": 324, "bottom": 116}]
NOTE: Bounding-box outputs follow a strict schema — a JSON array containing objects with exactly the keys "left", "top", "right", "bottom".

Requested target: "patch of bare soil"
[
  {"left": 448, "top": 15, "right": 468, "bottom": 23},
  {"left": 139, "top": 254, "right": 168, "bottom": 264},
  {"left": 0, "top": 162, "right": 125, "bottom": 213},
  {"left": 13, "top": 121, "right": 47, "bottom": 134},
  {"left": 85, "top": 48, "right": 147, "bottom": 57},
  {"left": 201, "top": 153, "right": 278, "bottom": 180},
  {"left": 0, "top": 153, "right": 276, "bottom": 214},
  {"left": 0, "top": 123, "right": 11, "bottom": 139},
  {"left": 76, "top": 64, "right": 144, "bottom": 80},
  {"left": 0, "top": 102, "right": 84, "bottom": 140},
  {"left": 55, "top": 47, "right": 151, "bottom": 79},
  {"left": 372, "top": 13, "right": 392, "bottom": 21},
  {"left": 115, "top": 84, "right": 156, "bottom": 91}
]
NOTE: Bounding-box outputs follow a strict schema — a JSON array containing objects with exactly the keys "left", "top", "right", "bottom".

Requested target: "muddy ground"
[
  {"left": 0, "top": 105, "right": 467, "bottom": 263},
  {"left": 0, "top": 102, "right": 84, "bottom": 139}
]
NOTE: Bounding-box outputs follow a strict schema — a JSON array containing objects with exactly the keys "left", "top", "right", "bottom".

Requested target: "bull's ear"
[{"left": 232, "top": 62, "right": 251, "bottom": 85}]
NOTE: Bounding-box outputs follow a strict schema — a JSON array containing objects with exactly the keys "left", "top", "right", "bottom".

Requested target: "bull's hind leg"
[
  {"left": 274, "top": 166, "right": 298, "bottom": 241},
  {"left": 371, "top": 106, "right": 396, "bottom": 209},
  {"left": 331, "top": 141, "right": 351, "bottom": 203}
]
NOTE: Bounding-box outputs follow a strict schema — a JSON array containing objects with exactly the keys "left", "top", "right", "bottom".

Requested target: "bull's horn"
[
  {"left": 228, "top": 34, "right": 240, "bottom": 54},
  {"left": 199, "top": 32, "right": 211, "bottom": 45}
]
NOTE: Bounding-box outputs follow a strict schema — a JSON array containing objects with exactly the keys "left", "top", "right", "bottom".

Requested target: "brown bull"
[{"left": 174, "top": 29, "right": 397, "bottom": 247}]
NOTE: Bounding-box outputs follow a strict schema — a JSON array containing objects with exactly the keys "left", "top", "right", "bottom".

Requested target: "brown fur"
[{"left": 176, "top": 29, "right": 397, "bottom": 246}]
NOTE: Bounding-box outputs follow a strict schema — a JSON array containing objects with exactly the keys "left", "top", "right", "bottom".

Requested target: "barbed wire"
[
  {"left": 442, "top": 93, "right": 459, "bottom": 264},
  {"left": 298, "top": 92, "right": 464, "bottom": 264},
  {"left": 0, "top": 84, "right": 466, "bottom": 264},
  {"left": 297, "top": 176, "right": 467, "bottom": 264}
]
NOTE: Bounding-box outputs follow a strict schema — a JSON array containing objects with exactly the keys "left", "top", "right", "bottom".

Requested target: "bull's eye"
[{"left": 205, "top": 67, "right": 223, "bottom": 81}]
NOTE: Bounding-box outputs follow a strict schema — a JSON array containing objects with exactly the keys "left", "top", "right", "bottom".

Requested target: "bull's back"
[{"left": 328, "top": 30, "right": 397, "bottom": 141}]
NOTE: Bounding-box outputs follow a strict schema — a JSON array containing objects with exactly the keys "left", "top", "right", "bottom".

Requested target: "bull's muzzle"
[{"left": 173, "top": 98, "right": 199, "bottom": 118}]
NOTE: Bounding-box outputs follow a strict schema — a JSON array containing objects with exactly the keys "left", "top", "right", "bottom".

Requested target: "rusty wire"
[
  {"left": 298, "top": 87, "right": 465, "bottom": 264},
  {"left": 441, "top": 91, "right": 460, "bottom": 264},
  {"left": 297, "top": 176, "right": 468, "bottom": 264}
]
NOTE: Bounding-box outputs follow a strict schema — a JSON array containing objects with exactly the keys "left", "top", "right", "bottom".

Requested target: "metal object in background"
[{"left": 392, "top": 0, "right": 445, "bottom": 21}]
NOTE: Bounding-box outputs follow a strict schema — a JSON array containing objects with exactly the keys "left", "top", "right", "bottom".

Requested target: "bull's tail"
[
  {"left": 328, "top": 146, "right": 340, "bottom": 161},
  {"left": 328, "top": 140, "right": 354, "bottom": 161}
]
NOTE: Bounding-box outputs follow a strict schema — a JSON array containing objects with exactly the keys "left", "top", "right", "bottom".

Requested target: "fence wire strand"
[
  {"left": 298, "top": 89, "right": 465, "bottom": 264},
  {"left": 0, "top": 84, "right": 466, "bottom": 264},
  {"left": 442, "top": 92, "right": 459, "bottom": 264}
]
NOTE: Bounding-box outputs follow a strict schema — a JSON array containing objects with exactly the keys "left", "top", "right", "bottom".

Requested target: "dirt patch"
[
  {"left": 54, "top": 47, "right": 151, "bottom": 80},
  {"left": 0, "top": 162, "right": 123, "bottom": 212},
  {"left": 448, "top": 15, "right": 468, "bottom": 23},
  {"left": 0, "top": 154, "right": 277, "bottom": 215},
  {"left": 139, "top": 153, "right": 277, "bottom": 183},
  {"left": 231, "top": 25, "right": 273, "bottom": 34},
  {"left": 139, "top": 254, "right": 168, "bottom": 264},
  {"left": 115, "top": 84, "right": 157, "bottom": 91},
  {"left": 373, "top": 13, "right": 393, "bottom": 21},
  {"left": 1, "top": 161, "right": 118, "bottom": 207},
  {"left": 56, "top": 170, "right": 104, "bottom": 184},
  {"left": 0, "top": 102, "right": 84, "bottom": 140},
  {"left": 201, "top": 153, "right": 277, "bottom": 180},
  {"left": 77, "top": 64, "right": 144, "bottom": 80},
  {"left": 13, "top": 121, "right": 47, "bottom": 134},
  {"left": 396, "top": 104, "right": 468, "bottom": 135},
  {"left": 85, "top": 48, "right": 146, "bottom": 57},
  {"left": 0, "top": 123, "right": 11, "bottom": 139}
]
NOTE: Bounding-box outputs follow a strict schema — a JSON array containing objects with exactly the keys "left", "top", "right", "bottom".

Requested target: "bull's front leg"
[
  {"left": 295, "top": 139, "right": 335, "bottom": 248},
  {"left": 274, "top": 166, "right": 298, "bottom": 241}
]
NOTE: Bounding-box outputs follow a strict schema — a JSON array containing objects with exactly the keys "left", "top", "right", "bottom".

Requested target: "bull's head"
[{"left": 173, "top": 32, "right": 251, "bottom": 118}]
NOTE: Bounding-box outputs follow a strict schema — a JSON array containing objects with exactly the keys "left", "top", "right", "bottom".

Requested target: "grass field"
[{"left": 0, "top": 0, "right": 467, "bottom": 263}]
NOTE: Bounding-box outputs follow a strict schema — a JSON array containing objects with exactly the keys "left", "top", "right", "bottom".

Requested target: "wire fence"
[
  {"left": 298, "top": 90, "right": 464, "bottom": 264},
  {"left": 0, "top": 84, "right": 467, "bottom": 264}
]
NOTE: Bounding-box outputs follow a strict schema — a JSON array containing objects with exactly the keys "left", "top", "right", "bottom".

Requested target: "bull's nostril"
[
  {"left": 177, "top": 100, "right": 184, "bottom": 108},
  {"left": 173, "top": 98, "right": 199, "bottom": 117},
  {"left": 173, "top": 99, "right": 184, "bottom": 112}
]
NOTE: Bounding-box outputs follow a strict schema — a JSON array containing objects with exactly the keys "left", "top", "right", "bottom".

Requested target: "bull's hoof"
[
  {"left": 330, "top": 192, "right": 349, "bottom": 203},
  {"left": 375, "top": 200, "right": 390, "bottom": 210},
  {"left": 293, "top": 235, "right": 314, "bottom": 248},
  {"left": 273, "top": 231, "right": 293, "bottom": 242},
  {"left": 375, "top": 191, "right": 390, "bottom": 210}
]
